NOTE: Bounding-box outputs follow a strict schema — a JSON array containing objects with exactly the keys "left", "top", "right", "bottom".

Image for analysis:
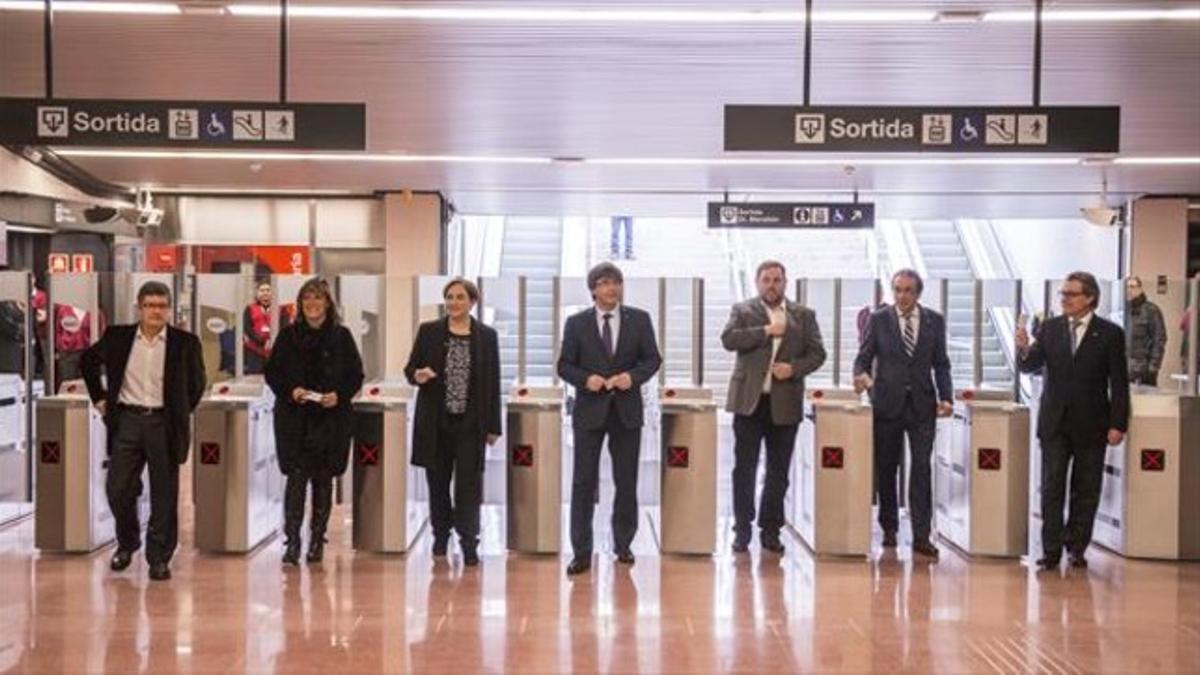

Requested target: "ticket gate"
[
  {"left": 791, "top": 388, "right": 874, "bottom": 556},
  {"left": 352, "top": 379, "right": 426, "bottom": 553},
  {"left": 0, "top": 374, "right": 32, "bottom": 521},
  {"left": 193, "top": 378, "right": 281, "bottom": 553},
  {"left": 656, "top": 386, "right": 718, "bottom": 555},
  {"left": 1093, "top": 392, "right": 1200, "bottom": 560},
  {"left": 34, "top": 380, "right": 115, "bottom": 552},
  {"left": 935, "top": 389, "right": 1030, "bottom": 557},
  {"left": 506, "top": 385, "right": 564, "bottom": 554}
]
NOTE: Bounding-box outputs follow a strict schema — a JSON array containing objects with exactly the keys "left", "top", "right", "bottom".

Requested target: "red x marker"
[
  {"left": 1141, "top": 449, "right": 1165, "bottom": 472},
  {"left": 512, "top": 444, "right": 534, "bottom": 467},
  {"left": 200, "top": 442, "right": 221, "bottom": 465},
  {"left": 822, "top": 446, "right": 844, "bottom": 469},
  {"left": 978, "top": 448, "right": 1002, "bottom": 471},
  {"left": 667, "top": 446, "right": 689, "bottom": 468},
  {"left": 358, "top": 443, "right": 380, "bottom": 466},
  {"left": 40, "top": 441, "right": 61, "bottom": 464}
]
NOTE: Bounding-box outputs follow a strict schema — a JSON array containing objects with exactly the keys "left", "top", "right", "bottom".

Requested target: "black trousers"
[
  {"left": 732, "top": 394, "right": 799, "bottom": 540},
  {"left": 570, "top": 403, "right": 641, "bottom": 558},
  {"left": 283, "top": 471, "right": 333, "bottom": 545},
  {"left": 1040, "top": 429, "right": 1105, "bottom": 558},
  {"left": 874, "top": 394, "right": 936, "bottom": 542},
  {"left": 425, "top": 415, "right": 484, "bottom": 546},
  {"left": 106, "top": 409, "right": 177, "bottom": 564}
]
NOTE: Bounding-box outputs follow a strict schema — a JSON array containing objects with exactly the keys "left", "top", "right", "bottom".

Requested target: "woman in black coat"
[
  {"left": 404, "top": 278, "right": 501, "bottom": 566},
  {"left": 265, "top": 278, "right": 364, "bottom": 566}
]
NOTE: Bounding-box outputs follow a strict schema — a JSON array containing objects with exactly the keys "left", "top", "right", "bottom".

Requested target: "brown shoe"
[{"left": 912, "top": 540, "right": 940, "bottom": 560}]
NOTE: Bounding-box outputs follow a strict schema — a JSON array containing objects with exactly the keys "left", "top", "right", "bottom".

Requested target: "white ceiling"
[{"left": 1, "top": 0, "right": 1198, "bottom": 217}]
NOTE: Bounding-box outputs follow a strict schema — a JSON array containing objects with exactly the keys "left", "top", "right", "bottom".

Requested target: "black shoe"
[
  {"left": 912, "top": 540, "right": 940, "bottom": 560},
  {"left": 1069, "top": 552, "right": 1088, "bottom": 569},
  {"left": 882, "top": 530, "right": 898, "bottom": 548},
  {"left": 306, "top": 539, "right": 325, "bottom": 564},
  {"left": 616, "top": 550, "right": 635, "bottom": 565},
  {"left": 432, "top": 535, "right": 449, "bottom": 557},
  {"left": 110, "top": 549, "right": 134, "bottom": 572},
  {"left": 463, "top": 547, "right": 480, "bottom": 567},
  {"left": 148, "top": 562, "right": 171, "bottom": 581},
  {"left": 1036, "top": 556, "right": 1061, "bottom": 571},
  {"left": 731, "top": 535, "right": 750, "bottom": 554},
  {"left": 566, "top": 558, "right": 591, "bottom": 576},
  {"left": 761, "top": 538, "right": 786, "bottom": 555},
  {"left": 282, "top": 541, "right": 301, "bottom": 566}
]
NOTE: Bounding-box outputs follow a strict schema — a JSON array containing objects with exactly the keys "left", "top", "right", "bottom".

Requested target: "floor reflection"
[{"left": 0, "top": 504, "right": 1197, "bottom": 674}]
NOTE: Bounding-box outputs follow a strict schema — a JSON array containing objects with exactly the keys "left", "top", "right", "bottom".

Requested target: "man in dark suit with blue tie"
[
  {"left": 558, "top": 263, "right": 661, "bottom": 576},
  {"left": 1017, "top": 271, "right": 1129, "bottom": 571},
  {"left": 853, "top": 269, "right": 953, "bottom": 559}
]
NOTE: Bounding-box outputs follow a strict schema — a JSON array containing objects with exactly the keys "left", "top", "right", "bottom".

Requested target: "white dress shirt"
[
  {"left": 762, "top": 300, "right": 786, "bottom": 393},
  {"left": 1068, "top": 311, "right": 1093, "bottom": 352},
  {"left": 896, "top": 304, "right": 921, "bottom": 346},
  {"left": 118, "top": 327, "right": 166, "bottom": 408},
  {"left": 594, "top": 304, "right": 621, "bottom": 354}
]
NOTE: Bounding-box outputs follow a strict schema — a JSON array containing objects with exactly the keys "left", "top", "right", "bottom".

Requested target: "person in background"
[
  {"left": 404, "top": 278, "right": 502, "bottom": 567},
  {"left": 609, "top": 215, "right": 635, "bottom": 261},
  {"left": 265, "top": 278, "right": 364, "bottom": 567},
  {"left": 243, "top": 280, "right": 274, "bottom": 375},
  {"left": 1125, "top": 276, "right": 1167, "bottom": 387}
]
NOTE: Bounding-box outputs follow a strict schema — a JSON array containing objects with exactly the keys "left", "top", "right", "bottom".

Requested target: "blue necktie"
[{"left": 602, "top": 313, "right": 614, "bottom": 358}]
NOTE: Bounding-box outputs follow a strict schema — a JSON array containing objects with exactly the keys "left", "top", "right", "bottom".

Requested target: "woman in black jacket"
[
  {"left": 404, "top": 278, "right": 501, "bottom": 566},
  {"left": 265, "top": 278, "right": 364, "bottom": 566}
]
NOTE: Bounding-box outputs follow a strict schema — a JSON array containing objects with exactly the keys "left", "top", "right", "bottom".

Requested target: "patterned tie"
[
  {"left": 602, "top": 313, "right": 614, "bottom": 358},
  {"left": 1070, "top": 318, "right": 1081, "bottom": 355},
  {"left": 902, "top": 310, "right": 917, "bottom": 357}
]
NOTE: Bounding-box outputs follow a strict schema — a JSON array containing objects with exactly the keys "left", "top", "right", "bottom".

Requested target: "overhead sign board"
[
  {"left": 0, "top": 98, "right": 366, "bottom": 150},
  {"left": 724, "top": 105, "right": 1119, "bottom": 153},
  {"left": 708, "top": 202, "right": 875, "bottom": 229}
]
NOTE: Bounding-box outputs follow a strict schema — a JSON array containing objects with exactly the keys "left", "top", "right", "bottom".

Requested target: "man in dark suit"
[
  {"left": 853, "top": 269, "right": 953, "bottom": 559},
  {"left": 82, "top": 281, "right": 206, "bottom": 581},
  {"left": 721, "top": 260, "right": 826, "bottom": 555},
  {"left": 557, "top": 262, "right": 661, "bottom": 576},
  {"left": 1017, "top": 271, "right": 1129, "bottom": 571}
]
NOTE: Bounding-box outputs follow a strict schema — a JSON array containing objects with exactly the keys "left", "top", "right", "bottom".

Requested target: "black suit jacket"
[
  {"left": 404, "top": 317, "right": 502, "bottom": 471},
  {"left": 853, "top": 305, "right": 953, "bottom": 420},
  {"left": 1017, "top": 314, "right": 1130, "bottom": 444},
  {"left": 81, "top": 324, "right": 207, "bottom": 464},
  {"left": 557, "top": 306, "right": 662, "bottom": 431}
]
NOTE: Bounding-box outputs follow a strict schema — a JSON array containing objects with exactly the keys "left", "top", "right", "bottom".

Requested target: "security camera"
[
  {"left": 137, "top": 207, "right": 165, "bottom": 228},
  {"left": 1080, "top": 205, "right": 1121, "bottom": 227}
]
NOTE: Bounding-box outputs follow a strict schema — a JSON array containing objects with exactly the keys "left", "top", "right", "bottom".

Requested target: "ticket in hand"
[{"left": 302, "top": 391, "right": 325, "bottom": 403}]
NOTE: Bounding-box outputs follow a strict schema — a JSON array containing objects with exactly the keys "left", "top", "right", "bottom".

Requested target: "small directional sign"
[{"left": 708, "top": 202, "right": 874, "bottom": 229}]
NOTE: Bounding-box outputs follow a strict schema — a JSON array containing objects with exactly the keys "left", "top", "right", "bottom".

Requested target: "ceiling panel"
[{"left": 0, "top": 1, "right": 1197, "bottom": 213}]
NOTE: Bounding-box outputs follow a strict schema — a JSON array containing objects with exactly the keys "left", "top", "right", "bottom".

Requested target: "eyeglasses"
[{"left": 141, "top": 302, "right": 170, "bottom": 310}]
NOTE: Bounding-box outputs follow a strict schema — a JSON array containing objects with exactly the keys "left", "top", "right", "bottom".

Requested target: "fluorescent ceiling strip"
[
  {"left": 985, "top": 8, "right": 1200, "bottom": 22},
  {"left": 0, "top": 1, "right": 179, "bottom": 13},
  {"left": 222, "top": 5, "right": 935, "bottom": 22},
  {"left": 1112, "top": 156, "right": 1200, "bottom": 165},
  {"left": 54, "top": 149, "right": 553, "bottom": 163},
  {"left": 56, "top": 149, "right": 1200, "bottom": 167},
  {"left": 1, "top": 2, "right": 1196, "bottom": 23}
]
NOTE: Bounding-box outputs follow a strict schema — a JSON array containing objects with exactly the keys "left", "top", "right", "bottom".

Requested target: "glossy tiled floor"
[{"left": 2, "top": 491, "right": 1197, "bottom": 675}]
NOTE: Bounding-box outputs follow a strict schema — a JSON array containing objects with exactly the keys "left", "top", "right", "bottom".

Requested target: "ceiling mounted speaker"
[{"left": 83, "top": 206, "right": 120, "bottom": 224}]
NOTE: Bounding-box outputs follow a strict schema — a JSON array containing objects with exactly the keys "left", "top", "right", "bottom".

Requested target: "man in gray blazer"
[{"left": 722, "top": 260, "right": 827, "bottom": 555}]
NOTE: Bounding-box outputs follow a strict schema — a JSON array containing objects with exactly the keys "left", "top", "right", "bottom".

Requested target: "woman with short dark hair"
[
  {"left": 265, "top": 278, "right": 364, "bottom": 566},
  {"left": 404, "top": 277, "right": 501, "bottom": 566}
]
